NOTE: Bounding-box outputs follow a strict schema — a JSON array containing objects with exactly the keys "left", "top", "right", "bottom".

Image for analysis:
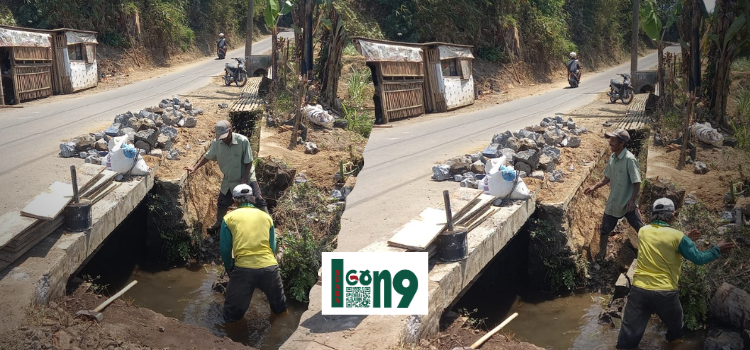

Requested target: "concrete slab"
[
  {"left": 280, "top": 188, "right": 536, "bottom": 349},
  {"left": 0, "top": 168, "right": 157, "bottom": 333}
]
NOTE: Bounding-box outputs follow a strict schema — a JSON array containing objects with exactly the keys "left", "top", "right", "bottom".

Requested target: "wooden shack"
[
  {"left": 351, "top": 37, "right": 475, "bottom": 124},
  {"left": 0, "top": 26, "right": 54, "bottom": 105}
]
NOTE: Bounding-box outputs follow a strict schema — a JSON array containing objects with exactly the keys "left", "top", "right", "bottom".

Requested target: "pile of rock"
[
  {"left": 59, "top": 98, "right": 203, "bottom": 163},
  {"left": 432, "top": 115, "right": 586, "bottom": 186}
]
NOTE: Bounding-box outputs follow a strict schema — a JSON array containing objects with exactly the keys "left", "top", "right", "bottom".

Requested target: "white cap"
[
  {"left": 219, "top": 33, "right": 225, "bottom": 37},
  {"left": 652, "top": 198, "right": 675, "bottom": 213},
  {"left": 570, "top": 52, "right": 577, "bottom": 58},
  {"left": 232, "top": 184, "right": 253, "bottom": 199}
]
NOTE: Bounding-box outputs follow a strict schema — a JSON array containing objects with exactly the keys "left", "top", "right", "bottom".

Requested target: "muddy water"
[
  {"left": 117, "top": 265, "right": 306, "bottom": 349},
  {"left": 500, "top": 293, "right": 704, "bottom": 350}
]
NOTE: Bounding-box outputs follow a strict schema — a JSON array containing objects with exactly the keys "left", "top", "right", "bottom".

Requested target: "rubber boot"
[{"left": 209, "top": 206, "right": 229, "bottom": 233}]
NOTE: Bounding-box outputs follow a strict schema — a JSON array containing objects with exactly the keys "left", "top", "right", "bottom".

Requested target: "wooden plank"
[
  {"left": 387, "top": 208, "right": 447, "bottom": 251},
  {"left": 80, "top": 170, "right": 117, "bottom": 197},
  {"left": 0, "top": 212, "right": 42, "bottom": 248},
  {"left": 74, "top": 164, "right": 106, "bottom": 192},
  {"left": 0, "top": 217, "right": 63, "bottom": 272},
  {"left": 20, "top": 182, "right": 74, "bottom": 220}
]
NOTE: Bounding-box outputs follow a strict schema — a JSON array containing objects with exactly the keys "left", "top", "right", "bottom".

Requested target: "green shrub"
[
  {"left": 342, "top": 102, "right": 374, "bottom": 139},
  {"left": 345, "top": 66, "right": 371, "bottom": 107},
  {"left": 679, "top": 262, "right": 710, "bottom": 330},
  {"left": 478, "top": 47, "right": 508, "bottom": 63}
]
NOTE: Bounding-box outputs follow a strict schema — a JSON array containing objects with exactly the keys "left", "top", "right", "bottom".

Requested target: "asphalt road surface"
[
  {"left": 0, "top": 33, "right": 292, "bottom": 216},
  {"left": 336, "top": 47, "right": 679, "bottom": 253}
]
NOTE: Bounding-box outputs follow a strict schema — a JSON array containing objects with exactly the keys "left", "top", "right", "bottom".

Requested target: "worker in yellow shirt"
[
  {"left": 616, "top": 198, "right": 734, "bottom": 349},
  {"left": 220, "top": 184, "right": 287, "bottom": 322}
]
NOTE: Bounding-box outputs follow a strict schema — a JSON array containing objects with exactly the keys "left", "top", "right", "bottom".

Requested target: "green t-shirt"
[
  {"left": 603, "top": 148, "right": 641, "bottom": 217},
  {"left": 204, "top": 133, "right": 256, "bottom": 194}
]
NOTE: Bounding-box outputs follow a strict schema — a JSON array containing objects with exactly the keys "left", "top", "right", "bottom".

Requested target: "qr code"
[{"left": 346, "top": 287, "right": 371, "bottom": 308}]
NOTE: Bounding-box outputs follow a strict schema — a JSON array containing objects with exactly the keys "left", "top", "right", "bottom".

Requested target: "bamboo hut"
[
  {"left": 351, "top": 37, "right": 475, "bottom": 124},
  {"left": 0, "top": 27, "right": 54, "bottom": 105}
]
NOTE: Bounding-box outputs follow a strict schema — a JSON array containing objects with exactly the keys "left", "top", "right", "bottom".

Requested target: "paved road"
[
  {"left": 0, "top": 33, "right": 292, "bottom": 216},
  {"left": 336, "top": 47, "right": 679, "bottom": 253}
]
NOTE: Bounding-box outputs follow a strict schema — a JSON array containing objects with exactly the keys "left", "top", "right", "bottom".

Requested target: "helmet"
[
  {"left": 570, "top": 52, "right": 577, "bottom": 59},
  {"left": 219, "top": 33, "right": 225, "bottom": 37}
]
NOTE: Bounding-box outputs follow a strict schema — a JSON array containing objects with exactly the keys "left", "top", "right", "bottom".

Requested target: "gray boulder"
[
  {"left": 120, "top": 127, "right": 136, "bottom": 142},
  {"left": 135, "top": 140, "right": 152, "bottom": 154},
  {"left": 514, "top": 162, "right": 532, "bottom": 175},
  {"left": 516, "top": 129, "right": 536, "bottom": 140},
  {"left": 183, "top": 99, "right": 193, "bottom": 111},
  {"left": 113, "top": 114, "right": 129, "bottom": 125},
  {"left": 562, "top": 135, "right": 581, "bottom": 148},
  {"left": 105, "top": 123, "right": 122, "bottom": 137},
  {"left": 135, "top": 129, "right": 158, "bottom": 148},
  {"left": 542, "top": 146, "right": 562, "bottom": 163},
  {"left": 184, "top": 117, "right": 198, "bottom": 128},
  {"left": 500, "top": 148, "right": 516, "bottom": 162},
  {"left": 84, "top": 154, "right": 101, "bottom": 165},
  {"left": 75, "top": 134, "right": 97, "bottom": 151},
  {"left": 160, "top": 126, "right": 178, "bottom": 140},
  {"left": 482, "top": 143, "right": 502, "bottom": 158},
  {"left": 471, "top": 160, "right": 485, "bottom": 174},
  {"left": 447, "top": 155, "right": 473, "bottom": 175},
  {"left": 539, "top": 154, "right": 556, "bottom": 171},
  {"left": 544, "top": 130, "right": 565, "bottom": 146},
  {"left": 157, "top": 134, "right": 173, "bottom": 150},
  {"left": 554, "top": 115, "right": 564, "bottom": 123},
  {"left": 505, "top": 137, "right": 520, "bottom": 152},
  {"left": 694, "top": 161, "right": 709, "bottom": 174},
  {"left": 137, "top": 118, "right": 158, "bottom": 132},
  {"left": 513, "top": 149, "right": 540, "bottom": 169},
  {"left": 138, "top": 110, "right": 154, "bottom": 121},
  {"left": 95, "top": 139, "right": 108, "bottom": 152},
  {"left": 59, "top": 142, "right": 77, "bottom": 158},
  {"left": 709, "top": 283, "right": 750, "bottom": 330},
  {"left": 126, "top": 116, "right": 139, "bottom": 129},
  {"left": 517, "top": 138, "right": 538, "bottom": 152},
  {"left": 703, "top": 328, "right": 743, "bottom": 350},
  {"left": 530, "top": 171, "right": 545, "bottom": 180},
  {"left": 492, "top": 131, "right": 514, "bottom": 146},
  {"left": 432, "top": 164, "right": 451, "bottom": 181}
]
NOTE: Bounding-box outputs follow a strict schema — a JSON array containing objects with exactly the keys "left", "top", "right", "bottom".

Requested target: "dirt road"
[{"left": 0, "top": 32, "right": 293, "bottom": 217}]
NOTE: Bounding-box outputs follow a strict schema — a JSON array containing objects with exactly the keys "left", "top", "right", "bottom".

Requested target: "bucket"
[
  {"left": 65, "top": 201, "right": 92, "bottom": 232},
  {"left": 438, "top": 227, "right": 468, "bottom": 262}
]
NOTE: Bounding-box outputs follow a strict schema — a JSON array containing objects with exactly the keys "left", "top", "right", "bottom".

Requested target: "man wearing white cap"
[
  {"left": 584, "top": 128, "right": 644, "bottom": 259},
  {"left": 616, "top": 197, "right": 734, "bottom": 349},
  {"left": 185, "top": 120, "right": 268, "bottom": 233},
  {"left": 220, "top": 184, "right": 287, "bottom": 322}
]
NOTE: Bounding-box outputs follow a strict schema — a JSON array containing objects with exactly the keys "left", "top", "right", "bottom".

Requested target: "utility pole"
[
  {"left": 245, "top": 0, "right": 254, "bottom": 61},
  {"left": 631, "top": 0, "right": 640, "bottom": 73}
]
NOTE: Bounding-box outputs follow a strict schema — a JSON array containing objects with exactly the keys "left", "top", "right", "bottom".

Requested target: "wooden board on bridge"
[
  {"left": 229, "top": 77, "right": 265, "bottom": 114},
  {"left": 611, "top": 94, "right": 650, "bottom": 131}
]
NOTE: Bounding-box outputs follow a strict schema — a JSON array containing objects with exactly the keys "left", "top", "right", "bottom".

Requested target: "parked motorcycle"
[
  {"left": 608, "top": 73, "right": 634, "bottom": 104},
  {"left": 224, "top": 58, "right": 248, "bottom": 87}
]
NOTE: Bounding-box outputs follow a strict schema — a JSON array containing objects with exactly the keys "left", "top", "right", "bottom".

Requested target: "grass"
[
  {"left": 345, "top": 66, "right": 371, "bottom": 107},
  {"left": 342, "top": 43, "right": 359, "bottom": 56},
  {"left": 732, "top": 58, "right": 750, "bottom": 72},
  {"left": 732, "top": 84, "right": 750, "bottom": 152},
  {"left": 342, "top": 102, "right": 374, "bottom": 139}
]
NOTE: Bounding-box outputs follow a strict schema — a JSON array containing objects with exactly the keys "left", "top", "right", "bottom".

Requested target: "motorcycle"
[
  {"left": 223, "top": 58, "right": 248, "bottom": 87},
  {"left": 608, "top": 73, "right": 634, "bottom": 104},
  {"left": 217, "top": 46, "right": 226, "bottom": 59},
  {"left": 568, "top": 68, "right": 582, "bottom": 88}
]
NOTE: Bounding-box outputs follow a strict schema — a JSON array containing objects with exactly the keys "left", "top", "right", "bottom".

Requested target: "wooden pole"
[
  {"left": 289, "top": 77, "right": 308, "bottom": 150},
  {"left": 93, "top": 280, "right": 138, "bottom": 313},
  {"left": 245, "top": 0, "right": 254, "bottom": 61},
  {"left": 678, "top": 92, "right": 696, "bottom": 169},
  {"left": 469, "top": 312, "right": 519, "bottom": 349},
  {"left": 631, "top": 0, "right": 640, "bottom": 74}
]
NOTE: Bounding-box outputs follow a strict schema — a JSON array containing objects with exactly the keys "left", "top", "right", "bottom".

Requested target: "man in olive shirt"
[
  {"left": 616, "top": 198, "right": 734, "bottom": 349},
  {"left": 584, "top": 129, "right": 643, "bottom": 260},
  {"left": 185, "top": 120, "right": 268, "bottom": 233}
]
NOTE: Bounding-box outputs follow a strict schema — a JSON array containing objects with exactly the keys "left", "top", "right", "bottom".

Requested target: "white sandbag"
[
  {"left": 691, "top": 122, "right": 724, "bottom": 147},
  {"left": 302, "top": 104, "right": 335, "bottom": 128},
  {"left": 486, "top": 159, "right": 532, "bottom": 200},
  {"left": 109, "top": 138, "right": 150, "bottom": 175}
]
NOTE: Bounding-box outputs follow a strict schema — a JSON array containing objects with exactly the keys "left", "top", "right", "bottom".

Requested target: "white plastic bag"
[
  {"left": 302, "top": 104, "right": 335, "bottom": 128},
  {"left": 691, "top": 122, "right": 724, "bottom": 147},
  {"left": 485, "top": 158, "right": 532, "bottom": 200},
  {"left": 109, "top": 136, "right": 150, "bottom": 175}
]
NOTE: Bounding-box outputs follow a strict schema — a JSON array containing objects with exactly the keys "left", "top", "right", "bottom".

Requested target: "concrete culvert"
[
  {"left": 640, "top": 85, "right": 654, "bottom": 94},
  {"left": 253, "top": 69, "right": 267, "bottom": 77}
]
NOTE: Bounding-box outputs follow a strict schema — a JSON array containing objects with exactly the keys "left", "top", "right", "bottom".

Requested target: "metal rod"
[
  {"left": 70, "top": 165, "right": 79, "bottom": 204},
  {"left": 443, "top": 190, "right": 454, "bottom": 232}
]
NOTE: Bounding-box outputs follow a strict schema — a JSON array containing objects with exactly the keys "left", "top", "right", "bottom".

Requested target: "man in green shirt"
[
  {"left": 185, "top": 120, "right": 268, "bottom": 233},
  {"left": 220, "top": 184, "right": 287, "bottom": 322},
  {"left": 584, "top": 129, "right": 644, "bottom": 260},
  {"left": 616, "top": 198, "right": 734, "bottom": 349}
]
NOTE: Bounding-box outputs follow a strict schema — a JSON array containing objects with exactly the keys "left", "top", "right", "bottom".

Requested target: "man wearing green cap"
[{"left": 185, "top": 120, "right": 268, "bottom": 233}]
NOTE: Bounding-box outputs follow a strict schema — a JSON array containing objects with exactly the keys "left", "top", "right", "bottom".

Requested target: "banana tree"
[
  {"left": 264, "top": 0, "right": 293, "bottom": 82},
  {"left": 642, "top": 0, "right": 679, "bottom": 100},
  {"left": 706, "top": 0, "right": 749, "bottom": 125}
]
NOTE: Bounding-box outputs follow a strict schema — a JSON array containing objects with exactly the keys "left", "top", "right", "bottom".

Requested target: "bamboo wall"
[
  {"left": 377, "top": 61, "right": 426, "bottom": 123},
  {"left": 9, "top": 46, "right": 53, "bottom": 103},
  {"left": 423, "top": 48, "right": 447, "bottom": 112}
]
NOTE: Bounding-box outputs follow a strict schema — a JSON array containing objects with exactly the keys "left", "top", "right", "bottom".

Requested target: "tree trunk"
[
  {"left": 689, "top": 0, "right": 701, "bottom": 93},
  {"left": 678, "top": 0, "right": 693, "bottom": 84},
  {"left": 289, "top": 78, "right": 308, "bottom": 150},
  {"left": 245, "top": 0, "right": 254, "bottom": 60},
  {"left": 320, "top": 6, "right": 345, "bottom": 108},
  {"left": 657, "top": 41, "right": 664, "bottom": 97},
  {"left": 709, "top": 0, "right": 739, "bottom": 126},
  {"left": 272, "top": 26, "right": 278, "bottom": 81},
  {"left": 678, "top": 93, "right": 695, "bottom": 170}
]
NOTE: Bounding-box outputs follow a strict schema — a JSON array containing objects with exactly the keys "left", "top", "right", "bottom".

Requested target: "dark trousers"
[
  {"left": 223, "top": 265, "right": 287, "bottom": 322},
  {"left": 598, "top": 209, "right": 644, "bottom": 259},
  {"left": 616, "top": 286, "right": 685, "bottom": 349}
]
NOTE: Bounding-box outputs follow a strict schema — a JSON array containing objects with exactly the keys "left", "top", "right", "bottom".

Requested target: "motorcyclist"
[
  {"left": 217, "top": 33, "right": 228, "bottom": 59},
  {"left": 567, "top": 52, "right": 582, "bottom": 82}
]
